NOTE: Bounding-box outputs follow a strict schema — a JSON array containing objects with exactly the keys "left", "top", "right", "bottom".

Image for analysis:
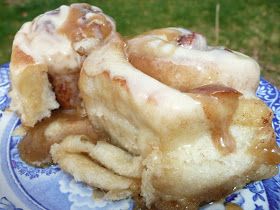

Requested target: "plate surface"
[{"left": 0, "top": 63, "right": 279, "bottom": 210}]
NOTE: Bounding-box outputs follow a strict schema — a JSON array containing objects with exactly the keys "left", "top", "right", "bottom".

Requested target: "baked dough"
[
  {"left": 79, "top": 33, "right": 279, "bottom": 208},
  {"left": 9, "top": 4, "right": 279, "bottom": 209},
  {"left": 127, "top": 27, "right": 260, "bottom": 95},
  {"left": 9, "top": 3, "right": 115, "bottom": 126}
]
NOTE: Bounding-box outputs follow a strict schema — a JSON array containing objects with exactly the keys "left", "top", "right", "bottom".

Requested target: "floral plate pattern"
[{"left": 0, "top": 63, "right": 279, "bottom": 210}]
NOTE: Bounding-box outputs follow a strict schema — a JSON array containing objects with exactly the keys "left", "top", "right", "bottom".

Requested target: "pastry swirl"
[
  {"left": 79, "top": 32, "right": 279, "bottom": 208},
  {"left": 127, "top": 27, "right": 260, "bottom": 95},
  {"left": 8, "top": 4, "right": 279, "bottom": 209},
  {"left": 9, "top": 3, "right": 115, "bottom": 126}
]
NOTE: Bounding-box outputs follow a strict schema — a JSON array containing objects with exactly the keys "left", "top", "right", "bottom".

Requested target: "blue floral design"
[
  {"left": 257, "top": 78, "right": 280, "bottom": 145},
  {"left": 255, "top": 204, "right": 264, "bottom": 210},
  {"left": 0, "top": 197, "right": 23, "bottom": 210},
  {"left": 10, "top": 135, "right": 60, "bottom": 179},
  {"left": 0, "top": 63, "right": 11, "bottom": 112},
  {"left": 262, "top": 174, "right": 280, "bottom": 210},
  {"left": 225, "top": 191, "right": 245, "bottom": 206},
  {"left": 247, "top": 182, "right": 266, "bottom": 202}
]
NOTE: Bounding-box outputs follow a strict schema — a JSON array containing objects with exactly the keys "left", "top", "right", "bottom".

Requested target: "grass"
[{"left": 0, "top": 0, "right": 279, "bottom": 87}]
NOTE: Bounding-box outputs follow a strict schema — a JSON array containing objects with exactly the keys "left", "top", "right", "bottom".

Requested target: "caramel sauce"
[
  {"left": 133, "top": 194, "right": 244, "bottom": 210},
  {"left": 11, "top": 46, "right": 34, "bottom": 67},
  {"left": 48, "top": 72, "right": 80, "bottom": 109},
  {"left": 92, "top": 189, "right": 106, "bottom": 200},
  {"left": 189, "top": 85, "right": 242, "bottom": 155},
  {"left": 153, "top": 200, "right": 196, "bottom": 210},
  {"left": 133, "top": 196, "right": 200, "bottom": 210},
  {"left": 58, "top": 4, "right": 112, "bottom": 42},
  {"left": 250, "top": 126, "right": 280, "bottom": 165},
  {"left": 225, "top": 203, "right": 243, "bottom": 210},
  {"left": 19, "top": 110, "right": 102, "bottom": 167}
]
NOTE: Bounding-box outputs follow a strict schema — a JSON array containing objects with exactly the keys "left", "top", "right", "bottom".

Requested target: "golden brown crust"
[
  {"left": 233, "top": 98, "right": 273, "bottom": 127},
  {"left": 10, "top": 46, "right": 34, "bottom": 70},
  {"left": 9, "top": 63, "right": 59, "bottom": 127}
]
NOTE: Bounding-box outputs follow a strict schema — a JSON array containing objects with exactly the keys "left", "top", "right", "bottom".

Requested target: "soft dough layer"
[
  {"left": 79, "top": 33, "right": 279, "bottom": 208},
  {"left": 50, "top": 135, "right": 140, "bottom": 200}
]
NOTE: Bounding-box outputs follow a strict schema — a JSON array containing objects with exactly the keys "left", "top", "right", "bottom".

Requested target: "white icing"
[
  {"left": 128, "top": 27, "right": 260, "bottom": 95},
  {"left": 13, "top": 4, "right": 115, "bottom": 75},
  {"left": 172, "top": 44, "right": 260, "bottom": 95},
  {"left": 83, "top": 36, "right": 204, "bottom": 121},
  {"left": 160, "top": 43, "right": 176, "bottom": 54},
  {"left": 14, "top": 5, "right": 80, "bottom": 74},
  {"left": 73, "top": 38, "right": 101, "bottom": 54}
]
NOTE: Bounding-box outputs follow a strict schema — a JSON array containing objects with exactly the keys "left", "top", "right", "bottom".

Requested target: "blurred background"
[{"left": 0, "top": 0, "right": 279, "bottom": 87}]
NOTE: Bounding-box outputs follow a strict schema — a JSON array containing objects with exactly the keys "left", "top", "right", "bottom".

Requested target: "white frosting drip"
[
  {"left": 128, "top": 27, "right": 260, "bottom": 95},
  {"left": 173, "top": 42, "right": 260, "bottom": 96},
  {"left": 83, "top": 36, "right": 203, "bottom": 120},
  {"left": 14, "top": 5, "right": 79, "bottom": 74},
  {"left": 13, "top": 4, "right": 114, "bottom": 75}
]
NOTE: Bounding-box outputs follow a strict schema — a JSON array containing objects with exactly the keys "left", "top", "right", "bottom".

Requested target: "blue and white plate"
[{"left": 0, "top": 63, "right": 279, "bottom": 210}]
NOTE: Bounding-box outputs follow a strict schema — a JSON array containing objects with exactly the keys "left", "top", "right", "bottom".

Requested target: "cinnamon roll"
[
  {"left": 9, "top": 4, "right": 279, "bottom": 209},
  {"left": 79, "top": 31, "right": 279, "bottom": 209},
  {"left": 127, "top": 27, "right": 260, "bottom": 95},
  {"left": 9, "top": 3, "right": 115, "bottom": 126}
]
